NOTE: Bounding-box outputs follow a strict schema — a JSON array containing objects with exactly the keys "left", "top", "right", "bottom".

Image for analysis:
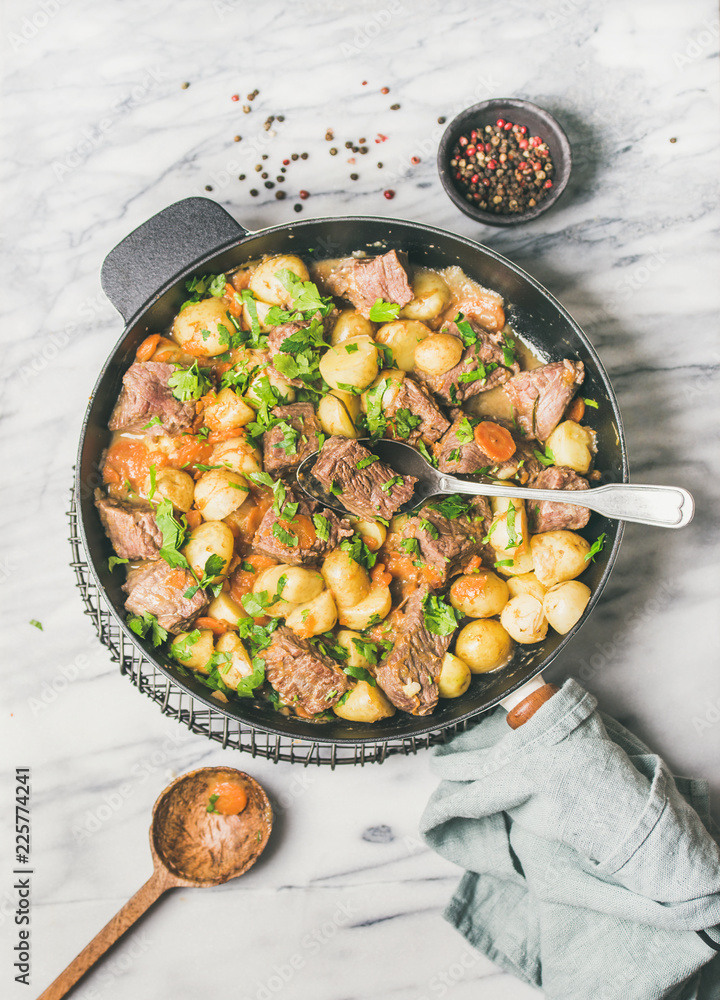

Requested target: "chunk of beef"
[
  {"left": 408, "top": 497, "right": 493, "bottom": 587},
  {"left": 323, "top": 250, "right": 413, "bottom": 318},
  {"left": 108, "top": 362, "right": 196, "bottom": 435},
  {"left": 415, "top": 321, "right": 519, "bottom": 406},
  {"left": 267, "top": 321, "right": 308, "bottom": 356},
  {"left": 253, "top": 484, "right": 354, "bottom": 565},
  {"left": 312, "top": 436, "right": 417, "bottom": 521},
  {"left": 503, "top": 360, "right": 584, "bottom": 442},
  {"left": 263, "top": 402, "right": 321, "bottom": 475},
  {"left": 383, "top": 377, "right": 451, "bottom": 445},
  {"left": 123, "top": 560, "right": 208, "bottom": 635},
  {"left": 263, "top": 626, "right": 350, "bottom": 714},
  {"left": 376, "top": 587, "right": 451, "bottom": 716},
  {"left": 94, "top": 489, "right": 161, "bottom": 560},
  {"left": 437, "top": 416, "right": 519, "bottom": 478},
  {"left": 527, "top": 466, "right": 591, "bottom": 533}
]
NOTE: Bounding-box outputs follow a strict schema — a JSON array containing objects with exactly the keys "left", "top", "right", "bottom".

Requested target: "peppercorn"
[
  {"left": 359, "top": 137, "right": 366, "bottom": 143},
  {"left": 437, "top": 116, "right": 446, "bottom": 124},
  {"left": 275, "top": 190, "right": 286, "bottom": 200},
  {"left": 350, "top": 173, "right": 359, "bottom": 180},
  {"left": 250, "top": 189, "right": 258, "bottom": 196},
  {"left": 300, "top": 152, "right": 308, "bottom": 159},
  {"left": 276, "top": 176, "right": 285, "bottom": 182},
  {"left": 291, "top": 153, "right": 299, "bottom": 160},
  {"left": 325, "top": 129, "right": 334, "bottom": 140},
  {"left": 205, "top": 185, "right": 213, "bottom": 191},
  {"left": 280, "top": 167, "right": 286, "bottom": 173},
  {"left": 411, "top": 156, "right": 420, "bottom": 165},
  {"left": 254, "top": 164, "right": 262, "bottom": 172},
  {"left": 181, "top": 82, "right": 190, "bottom": 90},
  {"left": 238, "top": 174, "right": 245, "bottom": 180},
  {"left": 277, "top": 115, "right": 285, "bottom": 122},
  {"left": 670, "top": 137, "right": 677, "bottom": 143},
  {"left": 390, "top": 103, "right": 400, "bottom": 110},
  {"left": 264, "top": 181, "right": 274, "bottom": 189},
  {"left": 377, "top": 162, "right": 383, "bottom": 168},
  {"left": 234, "top": 135, "right": 241, "bottom": 142},
  {"left": 231, "top": 94, "right": 239, "bottom": 102},
  {"left": 262, "top": 154, "right": 268, "bottom": 160},
  {"left": 261, "top": 172, "right": 268, "bottom": 179},
  {"left": 329, "top": 147, "right": 338, "bottom": 155},
  {"left": 294, "top": 203, "right": 302, "bottom": 212},
  {"left": 384, "top": 189, "right": 395, "bottom": 199},
  {"left": 299, "top": 190, "right": 309, "bottom": 199},
  {"left": 242, "top": 105, "right": 250, "bottom": 114}
]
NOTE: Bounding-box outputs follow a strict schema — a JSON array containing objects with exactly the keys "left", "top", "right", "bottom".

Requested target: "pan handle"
[{"left": 100, "top": 197, "right": 248, "bottom": 323}]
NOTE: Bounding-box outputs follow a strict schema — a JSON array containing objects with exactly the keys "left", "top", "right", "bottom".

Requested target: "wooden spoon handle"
[
  {"left": 37, "top": 869, "right": 170, "bottom": 1000},
  {"left": 506, "top": 683, "right": 560, "bottom": 728}
]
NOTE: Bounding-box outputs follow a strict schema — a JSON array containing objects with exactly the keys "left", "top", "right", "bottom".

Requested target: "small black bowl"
[{"left": 438, "top": 98, "right": 572, "bottom": 226}]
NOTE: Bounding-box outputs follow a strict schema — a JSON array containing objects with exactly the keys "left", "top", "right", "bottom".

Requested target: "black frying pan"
[{"left": 76, "top": 197, "right": 627, "bottom": 745}]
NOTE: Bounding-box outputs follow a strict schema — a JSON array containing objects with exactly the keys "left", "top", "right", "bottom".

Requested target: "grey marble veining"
[{"left": 1, "top": 1, "right": 719, "bottom": 998}]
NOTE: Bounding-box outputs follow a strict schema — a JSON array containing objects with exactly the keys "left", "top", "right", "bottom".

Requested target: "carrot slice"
[
  {"left": 135, "top": 334, "right": 161, "bottom": 361},
  {"left": 194, "top": 617, "right": 229, "bottom": 635},
  {"left": 566, "top": 397, "right": 585, "bottom": 423},
  {"left": 473, "top": 421, "right": 516, "bottom": 462},
  {"left": 208, "top": 779, "right": 248, "bottom": 815}
]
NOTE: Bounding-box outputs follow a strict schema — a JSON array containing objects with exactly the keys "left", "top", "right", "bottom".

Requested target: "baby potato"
[
  {"left": 374, "top": 320, "right": 431, "bottom": 371},
  {"left": 202, "top": 387, "right": 255, "bottom": 433},
  {"left": 194, "top": 469, "right": 249, "bottom": 521},
  {"left": 349, "top": 517, "right": 387, "bottom": 552},
  {"left": 317, "top": 392, "right": 359, "bottom": 439},
  {"left": 543, "top": 581, "right": 591, "bottom": 634},
  {"left": 530, "top": 530, "right": 591, "bottom": 588},
  {"left": 449, "top": 571, "right": 509, "bottom": 619},
  {"left": 455, "top": 620, "right": 514, "bottom": 673},
  {"left": 244, "top": 366, "right": 296, "bottom": 408},
  {"left": 361, "top": 369, "right": 405, "bottom": 412},
  {"left": 489, "top": 498, "right": 529, "bottom": 557},
  {"left": 242, "top": 296, "right": 274, "bottom": 333},
  {"left": 322, "top": 549, "right": 371, "bottom": 608},
  {"left": 331, "top": 309, "right": 375, "bottom": 345},
  {"left": 254, "top": 564, "right": 324, "bottom": 606},
  {"left": 210, "top": 437, "right": 263, "bottom": 477},
  {"left": 319, "top": 336, "right": 379, "bottom": 393},
  {"left": 337, "top": 584, "right": 392, "bottom": 631},
  {"left": 500, "top": 595, "right": 548, "bottom": 644},
  {"left": 333, "top": 680, "right": 395, "bottom": 723},
  {"left": 172, "top": 297, "right": 233, "bottom": 357},
  {"left": 400, "top": 269, "right": 451, "bottom": 321},
  {"left": 214, "top": 632, "right": 253, "bottom": 688},
  {"left": 413, "top": 333, "right": 463, "bottom": 376},
  {"left": 336, "top": 630, "right": 372, "bottom": 669},
  {"left": 494, "top": 549, "right": 535, "bottom": 577},
  {"left": 506, "top": 572, "right": 547, "bottom": 602},
  {"left": 285, "top": 589, "right": 338, "bottom": 638},
  {"left": 437, "top": 652, "right": 472, "bottom": 699},
  {"left": 144, "top": 468, "right": 194, "bottom": 512},
  {"left": 389, "top": 512, "right": 410, "bottom": 534},
  {"left": 545, "top": 420, "right": 596, "bottom": 474},
  {"left": 207, "top": 591, "right": 248, "bottom": 626},
  {"left": 184, "top": 521, "right": 234, "bottom": 580},
  {"left": 171, "top": 629, "right": 214, "bottom": 671},
  {"left": 248, "top": 254, "right": 309, "bottom": 307}
]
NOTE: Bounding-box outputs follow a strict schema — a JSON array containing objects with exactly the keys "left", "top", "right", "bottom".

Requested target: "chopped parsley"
[
  {"left": 183, "top": 554, "right": 226, "bottom": 599},
  {"left": 234, "top": 658, "right": 267, "bottom": 698},
  {"left": 272, "top": 521, "right": 299, "bottom": 547},
  {"left": 207, "top": 793, "right": 220, "bottom": 814},
  {"left": 583, "top": 398, "right": 599, "bottom": 409},
  {"left": 108, "top": 556, "right": 128, "bottom": 571},
  {"left": 312, "top": 514, "right": 331, "bottom": 541},
  {"left": 381, "top": 475, "right": 404, "bottom": 494},
  {"left": 143, "top": 415, "right": 163, "bottom": 430},
  {"left": 454, "top": 312, "right": 477, "bottom": 346},
  {"left": 276, "top": 270, "right": 334, "bottom": 316},
  {"left": 343, "top": 665, "right": 377, "bottom": 686},
  {"left": 249, "top": 471, "right": 287, "bottom": 515},
  {"left": 494, "top": 559, "right": 514, "bottom": 568},
  {"left": 422, "top": 594, "right": 461, "bottom": 637},
  {"left": 501, "top": 332, "right": 517, "bottom": 368},
  {"left": 239, "top": 289, "right": 265, "bottom": 346},
  {"left": 506, "top": 503, "right": 519, "bottom": 548},
  {"left": 351, "top": 637, "right": 386, "bottom": 666},
  {"left": 154, "top": 499, "right": 190, "bottom": 570},
  {"left": 584, "top": 532, "right": 607, "bottom": 563},
  {"left": 399, "top": 537, "right": 421, "bottom": 557},
  {"left": 364, "top": 378, "right": 389, "bottom": 438},
  {"left": 393, "top": 408, "right": 423, "bottom": 440},
  {"left": 29, "top": 619, "right": 43, "bottom": 631},
  {"left": 340, "top": 533, "right": 377, "bottom": 570},
  {"left": 416, "top": 440, "right": 437, "bottom": 467},
  {"left": 357, "top": 454, "right": 380, "bottom": 470},
  {"left": 533, "top": 445, "right": 556, "bottom": 467},
  {"left": 428, "top": 495, "right": 473, "bottom": 520},
  {"left": 345, "top": 342, "right": 359, "bottom": 354},
  {"left": 168, "top": 361, "right": 211, "bottom": 402},
  {"left": 180, "top": 272, "right": 227, "bottom": 311},
  {"left": 128, "top": 611, "right": 168, "bottom": 648},
  {"left": 455, "top": 417, "right": 475, "bottom": 444},
  {"left": 418, "top": 517, "right": 439, "bottom": 539},
  {"left": 171, "top": 629, "right": 201, "bottom": 661},
  {"left": 448, "top": 448, "right": 461, "bottom": 463},
  {"left": 458, "top": 361, "right": 498, "bottom": 385},
  {"left": 368, "top": 298, "right": 401, "bottom": 322}
]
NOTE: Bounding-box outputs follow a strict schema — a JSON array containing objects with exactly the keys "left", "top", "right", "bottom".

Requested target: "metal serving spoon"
[
  {"left": 37, "top": 767, "right": 272, "bottom": 1000},
  {"left": 297, "top": 438, "right": 694, "bottom": 529}
]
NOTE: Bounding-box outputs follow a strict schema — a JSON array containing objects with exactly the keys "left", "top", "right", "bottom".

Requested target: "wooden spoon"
[{"left": 37, "top": 766, "right": 272, "bottom": 1000}]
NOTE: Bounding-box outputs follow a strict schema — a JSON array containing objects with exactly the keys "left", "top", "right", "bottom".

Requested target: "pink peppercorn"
[{"left": 384, "top": 189, "right": 395, "bottom": 199}]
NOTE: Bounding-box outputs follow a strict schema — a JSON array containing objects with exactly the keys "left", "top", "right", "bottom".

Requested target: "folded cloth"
[{"left": 419, "top": 678, "right": 720, "bottom": 1000}]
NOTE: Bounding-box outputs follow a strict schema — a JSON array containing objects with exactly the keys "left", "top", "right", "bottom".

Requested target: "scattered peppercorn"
[
  {"left": 238, "top": 174, "right": 246, "bottom": 180},
  {"left": 291, "top": 153, "right": 299, "bottom": 160},
  {"left": 359, "top": 137, "right": 366, "bottom": 144},
  {"left": 233, "top": 135, "right": 241, "bottom": 142},
  {"left": 261, "top": 172, "right": 269, "bottom": 179},
  {"left": 180, "top": 82, "right": 190, "bottom": 90},
  {"left": 384, "top": 189, "right": 395, "bottom": 199},
  {"left": 345, "top": 141, "right": 353, "bottom": 149},
  {"left": 282, "top": 159, "right": 290, "bottom": 165},
  {"left": 261, "top": 154, "right": 268, "bottom": 160},
  {"left": 437, "top": 116, "right": 446, "bottom": 124},
  {"left": 247, "top": 89, "right": 259, "bottom": 101},
  {"left": 411, "top": 156, "right": 420, "bottom": 165},
  {"left": 250, "top": 188, "right": 259, "bottom": 196},
  {"left": 325, "top": 129, "right": 334, "bottom": 140},
  {"left": 280, "top": 167, "right": 287, "bottom": 173},
  {"left": 275, "top": 175, "right": 283, "bottom": 182},
  {"left": 381, "top": 87, "right": 389, "bottom": 94},
  {"left": 254, "top": 164, "right": 262, "bottom": 172},
  {"left": 377, "top": 162, "right": 383, "bottom": 168},
  {"left": 670, "top": 137, "right": 677, "bottom": 143},
  {"left": 360, "top": 146, "right": 368, "bottom": 154},
  {"left": 277, "top": 115, "right": 285, "bottom": 122},
  {"left": 449, "top": 119, "right": 555, "bottom": 214},
  {"left": 300, "top": 152, "right": 308, "bottom": 160},
  {"left": 390, "top": 103, "right": 400, "bottom": 110},
  {"left": 264, "top": 181, "right": 275, "bottom": 189},
  {"left": 205, "top": 185, "right": 213, "bottom": 191},
  {"left": 299, "top": 190, "right": 309, "bottom": 199},
  {"left": 243, "top": 105, "right": 251, "bottom": 114},
  {"left": 231, "top": 94, "right": 239, "bottom": 102},
  {"left": 350, "top": 173, "right": 359, "bottom": 180},
  {"left": 361, "top": 80, "right": 368, "bottom": 85},
  {"left": 329, "top": 147, "right": 338, "bottom": 155},
  {"left": 294, "top": 203, "right": 303, "bottom": 212},
  {"left": 275, "top": 190, "right": 286, "bottom": 200}
]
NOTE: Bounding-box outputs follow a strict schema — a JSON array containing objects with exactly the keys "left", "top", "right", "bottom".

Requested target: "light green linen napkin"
[{"left": 419, "top": 678, "right": 720, "bottom": 1000}]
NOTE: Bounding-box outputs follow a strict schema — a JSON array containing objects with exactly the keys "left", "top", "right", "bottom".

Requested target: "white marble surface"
[{"left": 2, "top": 1, "right": 719, "bottom": 998}]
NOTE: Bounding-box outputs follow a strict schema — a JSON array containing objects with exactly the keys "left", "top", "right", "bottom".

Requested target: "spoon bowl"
[{"left": 297, "top": 438, "right": 694, "bottom": 529}]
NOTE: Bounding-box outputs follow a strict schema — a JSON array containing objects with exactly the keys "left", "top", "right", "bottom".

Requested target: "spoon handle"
[
  {"left": 36, "top": 868, "right": 172, "bottom": 1000},
  {"left": 437, "top": 476, "right": 694, "bottom": 529}
]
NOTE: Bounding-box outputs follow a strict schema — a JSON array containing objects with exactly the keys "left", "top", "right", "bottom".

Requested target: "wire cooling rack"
[{"left": 68, "top": 487, "right": 469, "bottom": 767}]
